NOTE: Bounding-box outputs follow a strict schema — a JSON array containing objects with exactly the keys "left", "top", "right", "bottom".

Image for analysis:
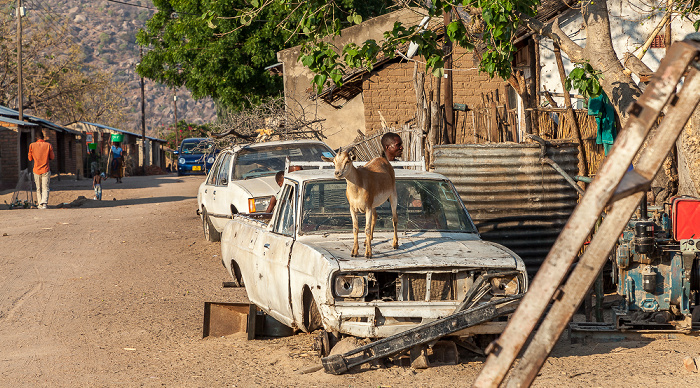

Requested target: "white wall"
[{"left": 539, "top": 0, "right": 699, "bottom": 107}]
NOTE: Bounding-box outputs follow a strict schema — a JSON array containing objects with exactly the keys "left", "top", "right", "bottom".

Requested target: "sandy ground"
[{"left": 1, "top": 173, "right": 700, "bottom": 387}]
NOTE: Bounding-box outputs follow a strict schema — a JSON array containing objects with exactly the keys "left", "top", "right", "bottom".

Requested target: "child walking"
[{"left": 93, "top": 170, "right": 103, "bottom": 200}]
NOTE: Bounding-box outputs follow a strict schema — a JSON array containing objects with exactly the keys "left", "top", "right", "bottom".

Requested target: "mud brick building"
[{"left": 0, "top": 106, "right": 83, "bottom": 190}]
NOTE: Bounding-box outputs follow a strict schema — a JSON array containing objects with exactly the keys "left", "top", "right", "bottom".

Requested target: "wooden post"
[
  {"left": 553, "top": 43, "right": 589, "bottom": 181},
  {"left": 443, "top": 9, "right": 454, "bottom": 144}
]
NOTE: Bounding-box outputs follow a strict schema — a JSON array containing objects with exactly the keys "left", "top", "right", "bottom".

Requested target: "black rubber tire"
[{"left": 202, "top": 208, "right": 221, "bottom": 242}]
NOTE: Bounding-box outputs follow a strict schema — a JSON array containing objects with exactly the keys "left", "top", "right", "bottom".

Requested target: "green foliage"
[
  {"left": 564, "top": 61, "right": 603, "bottom": 99},
  {"left": 138, "top": 0, "right": 391, "bottom": 109},
  {"left": 281, "top": 0, "right": 540, "bottom": 92},
  {"left": 99, "top": 33, "right": 111, "bottom": 45},
  {"left": 158, "top": 121, "right": 212, "bottom": 150}
]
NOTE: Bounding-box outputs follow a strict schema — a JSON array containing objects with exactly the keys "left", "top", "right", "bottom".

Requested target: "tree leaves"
[{"left": 565, "top": 61, "right": 603, "bottom": 100}]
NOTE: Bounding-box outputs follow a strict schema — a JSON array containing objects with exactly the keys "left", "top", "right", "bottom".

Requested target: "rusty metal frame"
[{"left": 473, "top": 39, "right": 700, "bottom": 387}]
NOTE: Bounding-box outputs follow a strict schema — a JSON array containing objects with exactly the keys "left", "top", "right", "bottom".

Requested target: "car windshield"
[
  {"left": 180, "top": 140, "right": 214, "bottom": 155},
  {"left": 232, "top": 143, "right": 333, "bottom": 180},
  {"left": 300, "top": 179, "right": 477, "bottom": 234}
]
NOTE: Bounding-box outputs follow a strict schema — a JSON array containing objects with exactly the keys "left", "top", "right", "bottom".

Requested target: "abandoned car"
[
  {"left": 197, "top": 139, "right": 334, "bottom": 241},
  {"left": 220, "top": 167, "right": 529, "bottom": 338}
]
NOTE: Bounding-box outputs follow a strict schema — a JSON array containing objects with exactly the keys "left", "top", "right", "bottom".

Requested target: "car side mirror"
[{"left": 220, "top": 178, "right": 227, "bottom": 185}]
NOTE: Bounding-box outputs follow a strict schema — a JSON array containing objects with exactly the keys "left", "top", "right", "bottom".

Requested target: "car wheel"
[
  {"left": 202, "top": 208, "right": 221, "bottom": 242},
  {"left": 303, "top": 288, "right": 323, "bottom": 332}
]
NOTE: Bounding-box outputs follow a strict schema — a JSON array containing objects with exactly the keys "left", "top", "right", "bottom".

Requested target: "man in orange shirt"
[{"left": 28, "top": 129, "right": 55, "bottom": 209}]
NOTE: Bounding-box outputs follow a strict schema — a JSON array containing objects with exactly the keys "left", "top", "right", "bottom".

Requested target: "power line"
[{"left": 104, "top": 0, "right": 158, "bottom": 11}]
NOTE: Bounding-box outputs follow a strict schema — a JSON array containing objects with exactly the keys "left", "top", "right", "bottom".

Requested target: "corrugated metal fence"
[{"left": 433, "top": 142, "right": 580, "bottom": 275}]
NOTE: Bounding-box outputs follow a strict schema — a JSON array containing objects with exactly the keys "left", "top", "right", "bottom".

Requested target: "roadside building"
[
  {"left": 0, "top": 106, "right": 83, "bottom": 190},
  {"left": 68, "top": 122, "right": 168, "bottom": 174}
]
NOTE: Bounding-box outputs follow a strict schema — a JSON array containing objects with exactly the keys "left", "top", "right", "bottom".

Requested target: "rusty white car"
[
  {"left": 220, "top": 166, "right": 528, "bottom": 338},
  {"left": 197, "top": 139, "right": 334, "bottom": 241}
]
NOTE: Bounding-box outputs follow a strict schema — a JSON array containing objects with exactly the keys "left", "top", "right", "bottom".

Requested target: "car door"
[
  {"left": 200, "top": 153, "right": 223, "bottom": 217},
  {"left": 255, "top": 182, "right": 296, "bottom": 323},
  {"left": 208, "top": 152, "right": 233, "bottom": 231}
]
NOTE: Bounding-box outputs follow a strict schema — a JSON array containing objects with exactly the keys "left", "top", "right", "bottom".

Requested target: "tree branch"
[{"left": 520, "top": 16, "right": 585, "bottom": 62}]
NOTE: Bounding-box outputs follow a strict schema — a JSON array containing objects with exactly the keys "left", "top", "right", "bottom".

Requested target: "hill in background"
[{"left": 50, "top": 0, "right": 217, "bottom": 139}]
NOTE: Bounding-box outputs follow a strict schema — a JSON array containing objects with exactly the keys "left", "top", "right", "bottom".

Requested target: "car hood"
[
  {"left": 298, "top": 232, "right": 521, "bottom": 271},
  {"left": 232, "top": 175, "right": 279, "bottom": 198}
]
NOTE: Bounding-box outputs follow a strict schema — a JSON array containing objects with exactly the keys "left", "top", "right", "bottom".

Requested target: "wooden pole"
[
  {"left": 443, "top": 9, "right": 454, "bottom": 144},
  {"left": 553, "top": 43, "right": 589, "bottom": 181}
]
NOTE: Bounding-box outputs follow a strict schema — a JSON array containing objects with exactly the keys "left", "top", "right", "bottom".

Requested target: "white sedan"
[
  {"left": 197, "top": 139, "right": 334, "bottom": 241},
  {"left": 220, "top": 167, "right": 528, "bottom": 338}
]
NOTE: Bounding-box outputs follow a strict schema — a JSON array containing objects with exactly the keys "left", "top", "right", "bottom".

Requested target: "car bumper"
[
  {"left": 326, "top": 301, "right": 508, "bottom": 338},
  {"left": 178, "top": 164, "right": 208, "bottom": 175}
]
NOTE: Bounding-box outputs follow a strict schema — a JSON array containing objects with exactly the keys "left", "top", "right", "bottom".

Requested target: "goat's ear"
[
  {"left": 334, "top": 147, "right": 341, "bottom": 155},
  {"left": 321, "top": 155, "right": 334, "bottom": 163}
]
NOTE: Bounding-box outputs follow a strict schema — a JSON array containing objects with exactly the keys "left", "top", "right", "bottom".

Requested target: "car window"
[
  {"left": 206, "top": 154, "right": 223, "bottom": 185},
  {"left": 232, "top": 143, "right": 333, "bottom": 180},
  {"left": 216, "top": 153, "right": 232, "bottom": 186},
  {"left": 180, "top": 139, "right": 214, "bottom": 155},
  {"left": 273, "top": 185, "right": 296, "bottom": 237},
  {"left": 300, "top": 179, "right": 477, "bottom": 234}
]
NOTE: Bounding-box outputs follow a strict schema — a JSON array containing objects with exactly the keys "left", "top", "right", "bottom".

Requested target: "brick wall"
[
  {"left": 362, "top": 45, "right": 510, "bottom": 140},
  {"left": 0, "top": 129, "right": 19, "bottom": 190}
]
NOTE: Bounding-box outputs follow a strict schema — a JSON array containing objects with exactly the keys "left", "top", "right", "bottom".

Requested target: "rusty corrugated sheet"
[{"left": 433, "top": 143, "right": 579, "bottom": 275}]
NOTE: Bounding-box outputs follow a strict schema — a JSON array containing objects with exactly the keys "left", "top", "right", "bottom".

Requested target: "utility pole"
[
  {"left": 16, "top": 0, "right": 23, "bottom": 121},
  {"left": 139, "top": 47, "right": 148, "bottom": 167},
  {"left": 443, "top": 8, "right": 454, "bottom": 144},
  {"left": 173, "top": 94, "right": 178, "bottom": 148}
]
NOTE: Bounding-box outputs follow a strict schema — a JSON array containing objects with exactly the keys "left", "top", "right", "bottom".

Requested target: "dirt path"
[{"left": 1, "top": 174, "right": 699, "bottom": 387}]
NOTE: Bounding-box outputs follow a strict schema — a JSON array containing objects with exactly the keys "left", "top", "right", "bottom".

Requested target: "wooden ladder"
[{"left": 473, "top": 39, "right": 700, "bottom": 388}]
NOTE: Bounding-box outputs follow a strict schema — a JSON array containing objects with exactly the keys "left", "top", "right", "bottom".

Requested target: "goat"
[{"left": 322, "top": 151, "right": 398, "bottom": 258}]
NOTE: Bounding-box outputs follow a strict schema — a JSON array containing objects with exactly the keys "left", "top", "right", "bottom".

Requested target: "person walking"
[
  {"left": 28, "top": 129, "right": 55, "bottom": 209},
  {"left": 93, "top": 170, "right": 103, "bottom": 200},
  {"left": 111, "top": 141, "right": 124, "bottom": 183}
]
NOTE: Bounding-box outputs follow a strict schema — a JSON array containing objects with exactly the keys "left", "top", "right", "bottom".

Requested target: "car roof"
[
  {"left": 230, "top": 139, "right": 332, "bottom": 152},
  {"left": 284, "top": 168, "right": 449, "bottom": 183}
]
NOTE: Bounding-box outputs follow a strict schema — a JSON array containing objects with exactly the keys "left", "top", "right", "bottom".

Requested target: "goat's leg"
[
  {"left": 364, "top": 209, "right": 373, "bottom": 258},
  {"left": 369, "top": 208, "right": 377, "bottom": 241},
  {"left": 390, "top": 192, "right": 398, "bottom": 249},
  {"left": 350, "top": 208, "right": 359, "bottom": 257}
]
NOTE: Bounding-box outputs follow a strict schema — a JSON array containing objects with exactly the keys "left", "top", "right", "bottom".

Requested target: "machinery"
[{"left": 613, "top": 195, "right": 700, "bottom": 330}]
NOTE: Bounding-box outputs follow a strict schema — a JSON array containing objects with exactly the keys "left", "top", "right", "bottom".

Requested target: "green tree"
[
  {"left": 135, "top": 0, "right": 392, "bottom": 110},
  {"left": 0, "top": 0, "right": 128, "bottom": 127},
  {"left": 212, "top": 0, "right": 698, "bottom": 126}
]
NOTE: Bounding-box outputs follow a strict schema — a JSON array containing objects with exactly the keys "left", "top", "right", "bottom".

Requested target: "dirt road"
[{"left": 1, "top": 174, "right": 699, "bottom": 387}]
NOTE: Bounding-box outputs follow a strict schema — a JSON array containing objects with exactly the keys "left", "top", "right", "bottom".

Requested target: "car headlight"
[
  {"left": 490, "top": 275, "right": 520, "bottom": 296},
  {"left": 207, "top": 157, "right": 215, "bottom": 164},
  {"left": 178, "top": 158, "right": 185, "bottom": 164},
  {"left": 334, "top": 275, "right": 367, "bottom": 298},
  {"left": 248, "top": 197, "right": 271, "bottom": 213}
]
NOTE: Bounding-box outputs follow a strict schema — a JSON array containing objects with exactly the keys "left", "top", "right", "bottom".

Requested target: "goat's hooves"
[{"left": 393, "top": 245, "right": 399, "bottom": 249}]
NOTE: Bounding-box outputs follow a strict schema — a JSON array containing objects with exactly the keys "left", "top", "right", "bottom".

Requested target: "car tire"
[
  {"left": 303, "top": 288, "right": 323, "bottom": 332},
  {"left": 202, "top": 208, "right": 221, "bottom": 242}
]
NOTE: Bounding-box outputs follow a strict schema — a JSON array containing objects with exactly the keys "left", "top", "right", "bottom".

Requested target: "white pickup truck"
[{"left": 220, "top": 165, "right": 528, "bottom": 338}]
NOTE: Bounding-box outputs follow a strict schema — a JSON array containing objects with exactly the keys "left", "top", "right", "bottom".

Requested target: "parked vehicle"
[
  {"left": 220, "top": 167, "right": 529, "bottom": 338},
  {"left": 176, "top": 138, "right": 217, "bottom": 176},
  {"left": 197, "top": 139, "right": 335, "bottom": 241}
]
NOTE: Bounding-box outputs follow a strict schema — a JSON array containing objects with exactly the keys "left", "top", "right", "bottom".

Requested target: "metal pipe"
[{"left": 542, "top": 158, "right": 585, "bottom": 196}]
